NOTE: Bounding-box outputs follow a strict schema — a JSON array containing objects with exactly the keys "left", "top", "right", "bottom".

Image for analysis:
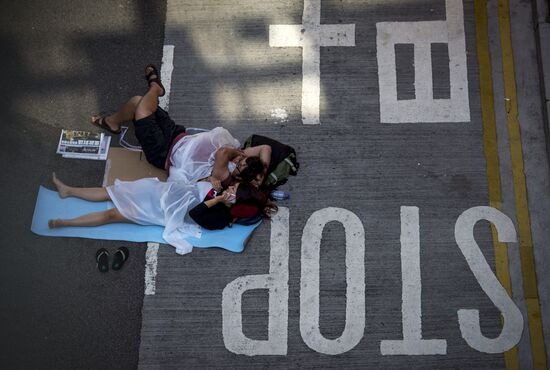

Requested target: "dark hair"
[
  {"left": 238, "top": 156, "right": 265, "bottom": 184},
  {"left": 236, "top": 183, "right": 277, "bottom": 217}
]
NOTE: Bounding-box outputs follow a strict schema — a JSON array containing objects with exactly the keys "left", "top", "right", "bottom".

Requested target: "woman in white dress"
[
  {"left": 166, "top": 127, "right": 239, "bottom": 183},
  {"left": 167, "top": 127, "right": 271, "bottom": 189},
  {"left": 47, "top": 173, "right": 271, "bottom": 255}
]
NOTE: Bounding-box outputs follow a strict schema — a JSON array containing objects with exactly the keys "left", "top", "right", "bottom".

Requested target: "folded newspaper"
[{"left": 56, "top": 129, "right": 111, "bottom": 160}]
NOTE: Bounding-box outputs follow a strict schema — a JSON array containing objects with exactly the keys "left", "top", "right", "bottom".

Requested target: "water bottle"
[{"left": 271, "top": 190, "right": 290, "bottom": 201}]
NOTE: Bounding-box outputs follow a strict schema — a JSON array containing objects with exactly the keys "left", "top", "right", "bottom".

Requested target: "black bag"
[
  {"left": 234, "top": 214, "right": 263, "bottom": 226},
  {"left": 242, "top": 135, "right": 299, "bottom": 190}
]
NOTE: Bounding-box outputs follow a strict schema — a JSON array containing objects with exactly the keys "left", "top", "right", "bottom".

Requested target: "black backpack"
[{"left": 242, "top": 135, "right": 299, "bottom": 190}]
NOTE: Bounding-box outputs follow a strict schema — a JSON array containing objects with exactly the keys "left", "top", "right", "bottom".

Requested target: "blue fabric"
[{"left": 31, "top": 186, "right": 260, "bottom": 253}]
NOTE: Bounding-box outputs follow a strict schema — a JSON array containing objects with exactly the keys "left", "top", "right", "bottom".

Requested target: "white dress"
[
  {"left": 106, "top": 178, "right": 213, "bottom": 255},
  {"left": 167, "top": 127, "right": 239, "bottom": 183}
]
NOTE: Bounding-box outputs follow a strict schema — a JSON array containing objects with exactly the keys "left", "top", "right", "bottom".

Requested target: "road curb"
[{"left": 533, "top": 0, "right": 550, "bottom": 162}]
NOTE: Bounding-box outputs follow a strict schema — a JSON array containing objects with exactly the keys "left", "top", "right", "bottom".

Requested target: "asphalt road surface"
[{"left": 1, "top": 0, "right": 550, "bottom": 369}]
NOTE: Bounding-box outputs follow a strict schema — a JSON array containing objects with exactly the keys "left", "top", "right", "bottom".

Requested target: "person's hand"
[
  {"left": 229, "top": 148, "right": 245, "bottom": 161},
  {"left": 232, "top": 154, "right": 245, "bottom": 165},
  {"left": 209, "top": 176, "right": 222, "bottom": 192},
  {"left": 219, "top": 192, "right": 235, "bottom": 207}
]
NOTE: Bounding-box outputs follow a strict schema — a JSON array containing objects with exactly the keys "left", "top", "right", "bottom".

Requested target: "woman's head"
[
  {"left": 235, "top": 183, "right": 265, "bottom": 205},
  {"left": 234, "top": 156, "right": 265, "bottom": 184},
  {"left": 232, "top": 183, "right": 277, "bottom": 218}
]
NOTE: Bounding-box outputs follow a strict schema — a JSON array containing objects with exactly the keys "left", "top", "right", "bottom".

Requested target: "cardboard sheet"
[{"left": 103, "top": 147, "right": 167, "bottom": 186}]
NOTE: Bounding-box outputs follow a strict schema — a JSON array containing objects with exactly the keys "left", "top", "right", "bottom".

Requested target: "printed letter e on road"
[{"left": 376, "top": 0, "right": 470, "bottom": 123}]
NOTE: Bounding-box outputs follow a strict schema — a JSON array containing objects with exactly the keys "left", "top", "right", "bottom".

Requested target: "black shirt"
[{"left": 189, "top": 202, "right": 232, "bottom": 230}]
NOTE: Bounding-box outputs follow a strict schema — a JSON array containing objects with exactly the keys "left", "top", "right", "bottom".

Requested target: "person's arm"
[
  {"left": 207, "top": 176, "right": 223, "bottom": 192},
  {"left": 202, "top": 193, "right": 233, "bottom": 208},
  {"left": 211, "top": 147, "right": 243, "bottom": 180},
  {"left": 243, "top": 145, "right": 271, "bottom": 170},
  {"left": 243, "top": 145, "right": 272, "bottom": 186},
  {"left": 189, "top": 194, "right": 233, "bottom": 230}
]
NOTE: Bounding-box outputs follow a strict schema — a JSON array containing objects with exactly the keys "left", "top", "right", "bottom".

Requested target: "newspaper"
[{"left": 57, "top": 129, "right": 111, "bottom": 160}]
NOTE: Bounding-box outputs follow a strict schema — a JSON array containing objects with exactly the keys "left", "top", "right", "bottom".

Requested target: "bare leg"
[
  {"left": 52, "top": 173, "right": 110, "bottom": 202},
  {"left": 49, "top": 208, "right": 130, "bottom": 228},
  {"left": 91, "top": 95, "right": 143, "bottom": 132},
  {"left": 135, "top": 67, "right": 164, "bottom": 120}
]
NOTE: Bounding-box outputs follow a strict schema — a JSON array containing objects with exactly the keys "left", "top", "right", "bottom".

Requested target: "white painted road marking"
[
  {"left": 143, "top": 45, "right": 175, "bottom": 296},
  {"left": 222, "top": 208, "right": 290, "bottom": 355},
  {"left": 376, "top": 0, "right": 470, "bottom": 123},
  {"left": 158, "top": 44, "right": 175, "bottom": 111},
  {"left": 220, "top": 206, "right": 521, "bottom": 355},
  {"left": 455, "top": 207, "right": 523, "bottom": 353},
  {"left": 300, "top": 207, "right": 365, "bottom": 355},
  {"left": 380, "top": 207, "right": 447, "bottom": 355},
  {"left": 144, "top": 242, "right": 159, "bottom": 296},
  {"left": 270, "top": 0, "right": 355, "bottom": 125}
]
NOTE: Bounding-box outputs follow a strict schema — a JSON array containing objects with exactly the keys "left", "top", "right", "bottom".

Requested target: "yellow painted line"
[
  {"left": 497, "top": 0, "right": 549, "bottom": 368},
  {"left": 474, "top": 1, "right": 519, "bottom": 368}
]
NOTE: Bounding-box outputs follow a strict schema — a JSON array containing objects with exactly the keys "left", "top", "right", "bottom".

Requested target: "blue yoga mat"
[{"left": 31, "top": 186, "right": 260, "bottom": 253}]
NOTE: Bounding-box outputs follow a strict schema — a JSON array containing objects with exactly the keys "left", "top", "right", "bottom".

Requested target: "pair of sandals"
[
  {"left": 96, "top": 247, "right": 129, "bottom": 273},
  {"left": 92, "top": 64, "right": 166, "bottom": 135}
]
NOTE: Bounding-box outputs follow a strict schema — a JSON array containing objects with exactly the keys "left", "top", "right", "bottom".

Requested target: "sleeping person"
[
  {"left": 47, "top": 173, "right": 274, "bottom": 255},
  {"left": 166, "top": 126, "right": 271, "bottom": 188},
  {"left": 91, "top": 63, "right": 271, "bottom": 188}
]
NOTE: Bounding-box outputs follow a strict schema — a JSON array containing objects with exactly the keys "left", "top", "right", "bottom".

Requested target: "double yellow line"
[{"left": 475, "top": 0, "right": 547, "bottom": 368}]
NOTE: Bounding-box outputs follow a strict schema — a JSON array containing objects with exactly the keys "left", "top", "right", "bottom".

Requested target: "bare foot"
[
  {"left": 147, "top": 80, "right": 163, "bottom": 95},
  {"left": 52, "top": 172, "right": 70, "bottom": 198},
  {"left": 48, "top": 219, "right": 58, "bottom": 229}
]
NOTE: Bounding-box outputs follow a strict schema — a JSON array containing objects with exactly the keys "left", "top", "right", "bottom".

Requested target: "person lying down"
[{"left": 47, "top": 173, "right": 275, "bottom": 254}]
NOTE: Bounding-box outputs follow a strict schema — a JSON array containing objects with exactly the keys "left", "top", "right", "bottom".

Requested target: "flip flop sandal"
[
  {"left": 112, "top": 247, "right": 129, "bottom": 271},
  {"left": 96, "top": 248, "right": 109, "bottom": 273},
  {"left": 144, "top": 63, "right": 166, "bottom": 97},
  {"left": 91, "top": 116, "right": 122, "bottom": 135}
]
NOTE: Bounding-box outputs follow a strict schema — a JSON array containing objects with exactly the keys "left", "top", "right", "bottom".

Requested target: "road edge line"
[
  {"left": 497, "top": 0, "right": 548, "bottom": 368},
  {"left": 474, "top": 0, "right": 519, "bottom": 368}
]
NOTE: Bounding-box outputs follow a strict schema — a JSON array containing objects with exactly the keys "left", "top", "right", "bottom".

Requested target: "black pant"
[{"left": 133, "top": 107, "right": 186, "bottom": 169}]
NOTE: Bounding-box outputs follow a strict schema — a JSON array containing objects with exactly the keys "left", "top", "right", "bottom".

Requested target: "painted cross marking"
[{"left": 269, "top": 0, "right": 355, "bottom": 125}]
